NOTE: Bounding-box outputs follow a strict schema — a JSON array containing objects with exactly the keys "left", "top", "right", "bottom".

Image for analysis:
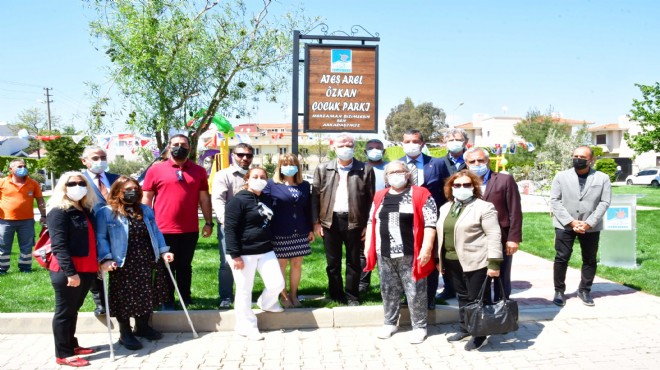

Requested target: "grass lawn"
[{"left": 612, "top": 184, "right": 660, "bottom": 208}]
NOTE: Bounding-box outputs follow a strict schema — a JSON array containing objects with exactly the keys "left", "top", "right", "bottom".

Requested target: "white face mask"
[
  {"left": 366, "top": 149, "right": 383, "bottom": 161},
  {"left": 66, "top": 185, "right": 88, "bottom": 201},
  {"left": 452, "top": 187, "right": 474, "bottom": 202},
  {"left": 403, "top": 143, "right": 422, "bottom": 157},
  {"left": 236, "top": 167, "right": 248, "bottom": 175},
  {"left": 248, "top": 178, "right": 267, "bottom": 192},
  {"left": 446, "top": 141, "right": 465, "bottom": 154},
  {"left": 335, "top": 147, "right": 355, "bottom": 161},
  {"left": 89, "top": 160, "right": 107, "bottom": 174},
  {"left": 387, "top": 173, "right": 408, "bottom": 189}
]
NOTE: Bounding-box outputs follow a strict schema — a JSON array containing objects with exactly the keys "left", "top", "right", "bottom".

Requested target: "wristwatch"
[{"left": 205, "top": 222, "right": 215, "bottom": 228}]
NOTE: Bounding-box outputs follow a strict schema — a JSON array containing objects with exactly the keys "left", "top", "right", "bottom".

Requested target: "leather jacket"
[{"left": 312, "top": 159, "right": 375, "bottom": 230}]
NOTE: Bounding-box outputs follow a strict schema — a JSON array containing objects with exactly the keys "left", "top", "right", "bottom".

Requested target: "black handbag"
[{"left": 462, "top": 276, "right": 519, "bottom": 337}]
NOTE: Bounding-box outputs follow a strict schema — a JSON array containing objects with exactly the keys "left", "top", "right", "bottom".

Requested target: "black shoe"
[
  {"left": 161, "top": 303, "right": 175, "bottom": 311},
  {"left": 358, "top": 284, "right": 370, "bottom": 293},
  {"left": 447, "top": 332, "right": 470, "bottom": 342},
  {"left": 118, "top": 321, "right": 143, "bottom": 350},
  {"left": 577, "top": 290, "right": 595, "bottom": 306},
  {"left": 0, "top": 270, "right": 7, "bottom": 275},
  {"left": 553, "top": 291, "right": 566, "bottom": 307},
  {"left": 465, "top": 336, "right": 487, "bottom": 351},
  {"left": 427, "top": 301, "right": 436, "bottom": 310},
  {"left": 436, "top": 290, "right": 456, "bottom": 300},
  {"left": 134, "top": 315, "right": 163, "bottom": 340},
  {"left": 93, "top": 305, "right": 106, "bottom": 316},
  {"left": 347, "top": 300, "right": 360, "bottom": 307},
  {"left": 19, "top": 269, "right": 32, "bottom": 273}
]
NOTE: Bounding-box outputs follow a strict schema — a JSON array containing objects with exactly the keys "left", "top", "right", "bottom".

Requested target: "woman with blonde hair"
[
  {"left": 263, "top": 153, "right": 314, "bottom": 308},
  {"left": 96, "top": 176, "right": 173, "bottom": 350},
  {"left": 46, "top": 172, "right": 99, "bottom": 367}
]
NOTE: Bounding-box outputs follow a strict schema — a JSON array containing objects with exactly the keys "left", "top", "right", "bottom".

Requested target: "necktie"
[
  {"left": 408, "top": 161, "right": 419, "bottom": 186},
  {"left": 96, "top": 174, "right": 108, "bottom": 200}
]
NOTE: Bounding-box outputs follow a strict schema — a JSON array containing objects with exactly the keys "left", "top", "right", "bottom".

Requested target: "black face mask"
[
  {"left": 573, "top": 158, "right": 589, "bottom": 170},
  {"left": 123, "top": 190, "right": 138, "bottom": 204},
  {"left": 171, "top": 146, "right": 189, "bottom": 160}
]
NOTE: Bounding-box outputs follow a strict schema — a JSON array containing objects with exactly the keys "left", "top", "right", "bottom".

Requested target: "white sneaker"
[
  {"left": 257, "top": 296, "right": 284, "bottom": 312},
  {"left": 409, "top": 328, "right": 427, "bottom": 344},
  {"left": 377, "top": 324, "right": 398, "bottom": 339},
  {"left": 238, "top": 330, "right": 264, "bottom": 341},
  {"left": 219, "top": 298, "right": 231, "bottom": 309}
]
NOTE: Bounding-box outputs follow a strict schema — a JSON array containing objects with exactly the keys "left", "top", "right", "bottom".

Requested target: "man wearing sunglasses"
[
  {"left": 464, "top": 147, "right": 522, "bottom": 302},
  {"left": 142, "top": 134, "right": 214, "bottom": 310},
  {"left": 211, "top": 143, "right": 254, "bottom": 309},
  {"left": 80, "top": 145, "right": 120, "bottom": 316},
  {"left": 0, "top": 159, "right": 46, "bottom": 275}
]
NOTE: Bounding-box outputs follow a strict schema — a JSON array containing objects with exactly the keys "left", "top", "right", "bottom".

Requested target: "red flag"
[
  {"left": 36, "top": 135, "right": 61, "bottom": 141},
  {"left": 118, "top": 134, "right": 134, "bottom": 140},
  {"left": 140, "top": 139, "right": 150, "bottom": 147}
]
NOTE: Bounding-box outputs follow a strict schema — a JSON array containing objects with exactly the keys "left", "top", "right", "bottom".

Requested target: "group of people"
[{"left": 0, "top": 127, "right": 612, "bottom": 364}]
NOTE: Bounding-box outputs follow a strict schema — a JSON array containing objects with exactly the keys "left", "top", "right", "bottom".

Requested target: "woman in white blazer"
[{"left": 436, "top": 170, "right": 502, "bottom": 351}]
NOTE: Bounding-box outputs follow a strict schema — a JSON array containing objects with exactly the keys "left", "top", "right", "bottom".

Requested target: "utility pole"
[{"left": 43, "top": 87, "right": 54, "bottom": 189}]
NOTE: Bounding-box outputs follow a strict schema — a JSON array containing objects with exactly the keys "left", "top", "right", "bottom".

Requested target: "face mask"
[
  {"left": 573, "top": 158, "right": 589, "bottom": 170},
  {"left": 452, "top": 187, "right": 474, "bottom": 202},
  {"left": 123, "top": 189, "right": 138, "bottom": 204},
  {"left": 66, "top": 186, "right": 88, "bottom": 201},
  {"left": 248, "top": 178, "right": 267, "bottom": 192},
  {"left": 366, "top": 149, "right": 383, "bottom": 161},
  {"left": 89, "top": 160, "right": 107, "bottom": 174},
  {"left": 469, "top": 164, "right": 489, "bottom": 177},
  {"left": 14, "top": 167, "right": 28, "bottom": 177},
  {"left": 403, "top": 143, "right": 421, "bottom": 157},
  {"left": 236, "top": 167, "right": 248, "bottom": 175},
  {"left": 387, "top": 173, "right": 407, "bottom": 189},
  {"left": 335, "top": 147, "right": 354, "bottom": 161},
  {"left": 170, "top": 145, "right": 189, "bottom": 160},
  {"left": 446, "top": 141, "right": 465, "bottom": 154},
  {"left": 280, "top": 165, "right": 298, "bottom": 177}
]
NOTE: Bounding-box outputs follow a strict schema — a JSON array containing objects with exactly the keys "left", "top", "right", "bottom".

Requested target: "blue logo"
[{"left": 331, "top": 49, "right": 352, "bottom": 73}]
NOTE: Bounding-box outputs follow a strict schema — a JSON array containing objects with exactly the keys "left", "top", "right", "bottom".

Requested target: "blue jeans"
[
  {"left": 217, "top": 225, "right": 234, "bottom": 300},
  {"left": 0, "top": 219, "right": 36, "bottom": 272}
]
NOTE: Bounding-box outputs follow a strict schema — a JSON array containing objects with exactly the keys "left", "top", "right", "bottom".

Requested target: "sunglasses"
[
  {"left": 176, "top": 169, "right": 184, "bottom": 182},
  {"left": 452, "top": 183, "right": 473, "bottom": 189},
  {"left": 66, "top": 181, "right": 87, "bottom": 187},
  {"left": 235, "top": 153, "right": 254, "bottom": 159}
]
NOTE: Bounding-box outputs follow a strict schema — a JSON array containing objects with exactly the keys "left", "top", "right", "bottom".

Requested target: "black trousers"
[
  {"left": 553, "top": 228, "right": 600, "bottom": 293},
  {"left": 444, "top": 259, "right": 487, "bottom": 333},
  {"left": 322, "top": 213, "right": 362, "bottom": 302},
  {"left": 88, "top": 276, "right": 105, "bottom": 308},
  {"left": 163, "top": 232, "right": 199, "bottom": 305},
  {"left": 50, "top": 271, "right": 94, "bottom": 358}
]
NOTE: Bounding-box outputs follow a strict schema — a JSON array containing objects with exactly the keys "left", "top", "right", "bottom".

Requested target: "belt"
[{"left": 334, "top": 212, "right": 349, "bottom": 218}]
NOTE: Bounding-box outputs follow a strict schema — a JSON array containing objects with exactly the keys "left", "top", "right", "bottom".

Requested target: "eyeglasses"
[
  {"left": 15, "top": 165, "right": 26, "bottom": 168},
  {"left": 176, "top": 170, "right": 184, "bottom": 182},
  {"left": 235, "top": 153, "right": 254, "bottom": 159},
  {"left": 89, "top": 156, "right": 107, "bottom": 161},
  {"left": 124, "top": 187, "right": 138, "bottom": 191},
  {"left": 452, "top": 183, "right": 473, "bottom": 189},
  {"left": 466, "top": 158, "right": 488, "bottom": 165},
  {"left": 66, "top": 181, "right": 87, "bottom": 187}
]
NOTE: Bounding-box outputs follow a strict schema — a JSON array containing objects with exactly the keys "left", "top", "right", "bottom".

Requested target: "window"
[
  {"left": 254, "top": 148, "right": 260, "bottom": 155},
  {"left": 300, "top": 148, "right": 309, "bottom": 155},
  {"left": 279, "top": 147, "right": 287, "bottom": 155},
  {"left": 596, "top": 134, "right": 606, "bottom": 145},
  {"left": 302, "top": 163, "right": 309, "bottom": 171}
]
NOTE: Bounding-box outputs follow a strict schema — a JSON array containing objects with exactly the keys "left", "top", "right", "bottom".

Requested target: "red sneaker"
[
  {"left": 73, "top": 346, "right": 95, "bottom": 355},
  {"left": 55, "top": 356, "right": 90, "bottom": 367}
]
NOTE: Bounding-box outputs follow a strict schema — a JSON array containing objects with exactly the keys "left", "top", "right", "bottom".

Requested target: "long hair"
[
  {"left": 46, "top": 171, "right": 99, "bottom": 211},
  {"left": 272, "top": 153, "right": 303, "bottom": 185},
  {"left": 443, "top": 169, "right": 483, "bottom": 202},
  {"left": 107, "top": 176, "right": 144, "bottom": 220}
]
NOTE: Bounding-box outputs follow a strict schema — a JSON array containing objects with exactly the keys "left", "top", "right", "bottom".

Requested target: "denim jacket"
[{"left": 95, "top": 204, "right": 169, "bottom": 267}]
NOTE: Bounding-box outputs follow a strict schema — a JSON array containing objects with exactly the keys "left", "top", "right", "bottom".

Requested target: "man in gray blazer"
[{"left": 550, "top": 146, "right": 611, "bottom": 307}]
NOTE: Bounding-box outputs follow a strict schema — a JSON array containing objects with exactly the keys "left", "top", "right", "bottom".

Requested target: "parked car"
[{"left": 625, "top": 168, "right": 660, "bottom": 187}]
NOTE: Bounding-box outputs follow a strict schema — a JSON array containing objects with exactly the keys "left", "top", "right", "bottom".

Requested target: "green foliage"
[
  {"left": 353, "top": 140, "right": 367, "bottom": 162},
  {"left": 0, "top": 157, "right": 46, "bottom": 176},
  {"left": 42, "top": 136, "right": 91, "bottom": 178},
  {"left": 109, "top": 156, "right": 148, "bottom": 177},
  {"left": 383, "top": 146, "right": 404, "bottom": 162},
  {"left": 592, "top": 145, "right": 604, "bottom": 157},
  {"left": 625, "top": 82, "right": 660, "bottom": 154},
  {"left": 428, "top": 147, "right": 447, "bottom": 158},
  {"left": 299, "top": 139, "right": 329, "bottom": 163},
  {"left": 514, "top": 108, "right": 570, "bottom": 151},
  {"left": 595, "top": 158, "right": 617, "bottom": 182},
  {"left": 262, "top": 153, "right": 277, "bottom": 178},
  {"left": 384, "top": 98, "right": 447, "bottom": 142}
]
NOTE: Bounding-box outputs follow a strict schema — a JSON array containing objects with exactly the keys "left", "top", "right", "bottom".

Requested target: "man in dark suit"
[
  {"left": 442, "top": 128, "right": 469, "bottom": 176},
  {"left": 81, "top": 145, "right": 120, "bottom": 316},
  {"left": 400, "top": 129, "right": 450, "bottom": 309},
  {"left": 464, "top": 147, "right": 522, "bottom": 301}
]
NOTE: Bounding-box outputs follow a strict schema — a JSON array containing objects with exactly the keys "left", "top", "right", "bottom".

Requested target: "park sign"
[{"left": 304, "top": 44, "right": 378, "bottom": 133}]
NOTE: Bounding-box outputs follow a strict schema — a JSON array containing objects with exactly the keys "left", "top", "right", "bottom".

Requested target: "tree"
[
  {"left": 11, "top": 107, "right": 59, "bottom": 159},
  {"left": 301, "top": 138, "right": 329, "bottom": 163},
  {"left": 42, "top": 127, "right": 91, "bottom": 178},
  {"left": 384, "top": 98, "right": 446, "bottom": 142},
  {"left": 514, "top": 108, "right": 570, "bottom": 152},
  {"left": 625, "top": 82, "right": 660, "bottom": 153},
  {"left": 89, "top": 0, "right": 316, "bottom": 158}
]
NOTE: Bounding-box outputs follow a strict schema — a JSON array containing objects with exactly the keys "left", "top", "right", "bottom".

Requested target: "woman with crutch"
[{"left": 96, "top": 176, "right": 173, "bottom": 350}]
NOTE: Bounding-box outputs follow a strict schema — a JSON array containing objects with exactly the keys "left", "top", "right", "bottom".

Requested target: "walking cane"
[
  {"left": 163, "top": 260, "right": 199, "bottom": 338},
  {"left": 100, "top": 265, "right": 115, "bottom": 361}
]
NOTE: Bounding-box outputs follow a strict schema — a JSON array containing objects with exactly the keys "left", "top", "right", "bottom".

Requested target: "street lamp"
[{"left": 449, "top": 102, "right": 464, "bottom": 127}]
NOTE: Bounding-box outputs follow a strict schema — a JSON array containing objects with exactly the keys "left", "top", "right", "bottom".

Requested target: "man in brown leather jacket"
[{"left": 312, "top": 134, "right": 375, "bottom": 306}]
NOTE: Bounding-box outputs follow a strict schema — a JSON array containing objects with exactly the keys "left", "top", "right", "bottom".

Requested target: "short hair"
[
  {"left": 443, "top": 169, "right": 483, "bottom": 202},
  {"left": 574, "top": 145, "right": 594, "bottom": 159},
  {"left": 233, "top": 143, "right": 254, "bottom": 154},
  {"left": 334, "top": 133, "right": 355, "bottom": 147},
  {"left": 9, "top": 159, "right": 25, "bottom": 169},
  {"left": 273, "top": 153, "right": 303, "bottom": 185},
  {"left": 81, "top": 145, "right": 107, "bottom": 159},
  {"left": 169, "top": 134, "right": 190, "bottom": 145},
  {"left": 366, "top": 139, "right": 384, "bottom": 148},
  {"left": 242, "top": 167, "right": 269, "bottom": 189},
  {"left": 463, "top": 147, "right": 490, "bottom": 161},
  {"left": 404, "top": 129, "right": 424, "bottom": 142},
  {"left": 444, "top": 128, "right": 468, "bottom": 142},
  {"left": 384, "top": 160, "right": 413, "bottom": 187},
  {"left": 46, "top": 171, "right": 99, "bottom": 211}
]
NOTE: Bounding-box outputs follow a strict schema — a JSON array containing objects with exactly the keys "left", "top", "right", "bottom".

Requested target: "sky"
[{"left": 1, "top": 0, "right": 659, "bottom": 134}]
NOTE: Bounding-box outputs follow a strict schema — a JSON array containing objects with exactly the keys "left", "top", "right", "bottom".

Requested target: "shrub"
[
  {"left": 109, "top": 156, "right": 148, "bottom": 178},
  {"left": 595, "top": 158, "right": 617, "bottom": 182}
]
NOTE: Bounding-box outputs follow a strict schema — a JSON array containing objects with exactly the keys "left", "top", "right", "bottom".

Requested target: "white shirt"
[{"left": 332, "top": 160, "right": 352, "bottom": 213}]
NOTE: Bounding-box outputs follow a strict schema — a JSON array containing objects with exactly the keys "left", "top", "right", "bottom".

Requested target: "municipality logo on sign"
[{"left": 331, "top": 49, "right": 352, "bottom": 73}]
